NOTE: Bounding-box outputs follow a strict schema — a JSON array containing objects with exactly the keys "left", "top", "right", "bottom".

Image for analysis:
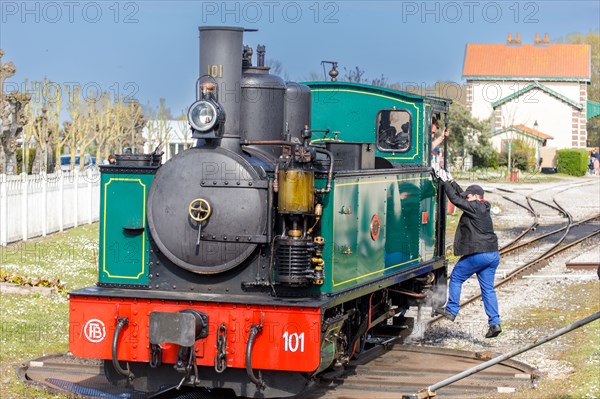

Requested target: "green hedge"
[{"left": 557, "top": 149, "right": 588, "bottom": 176}]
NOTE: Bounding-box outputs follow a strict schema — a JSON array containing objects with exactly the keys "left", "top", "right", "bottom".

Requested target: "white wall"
[
  {"left": 0, "top": 170, "right": 100, "bottom": 245},
  {"left": 495, "top": 93, "right": 572, "bottom": 148},
  {"left": 468, "top": 80, "right": 586, "bottom": 148},
  {"left": 469, "top": 81, "right": 581, "bottom": 120}
]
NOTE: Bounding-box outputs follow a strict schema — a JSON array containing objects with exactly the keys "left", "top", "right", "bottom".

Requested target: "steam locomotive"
[{"left": 69, "top": 26, "right": 451, "bottom": 398}]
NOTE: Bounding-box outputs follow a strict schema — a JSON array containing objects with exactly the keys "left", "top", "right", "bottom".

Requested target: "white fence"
[{"left": 0, "top": 170, "right": 100, "bottom": 245}]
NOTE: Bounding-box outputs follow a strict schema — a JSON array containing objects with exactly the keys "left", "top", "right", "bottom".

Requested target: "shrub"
[
  {"left": 557, "top": 149, "right": 588, "bottom": 176},
  {"left": 512, "top": 149, "right": 530, "bottom": 170},
  {"left": 513, "top": 140, "right": 536, "bottom": 170},
  {"left": 472, "top": 147, "right": 498, "bottom": 168},
  {"left": 498, "top": 149, "right": 530, "bottom": 171}
]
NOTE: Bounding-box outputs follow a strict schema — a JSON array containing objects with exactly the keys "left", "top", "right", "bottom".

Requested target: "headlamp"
[{"left": 188, "top": 100, "right": 218, "bottom": 132}]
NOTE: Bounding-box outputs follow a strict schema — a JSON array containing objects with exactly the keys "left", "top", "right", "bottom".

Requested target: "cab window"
[{"left": 376, "top": 110, "right": 411, "bottom": 152}]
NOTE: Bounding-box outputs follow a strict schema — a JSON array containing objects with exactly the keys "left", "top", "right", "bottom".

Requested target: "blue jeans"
[{"left": 446, "top": 252, "right": 500, "bottom": 326}]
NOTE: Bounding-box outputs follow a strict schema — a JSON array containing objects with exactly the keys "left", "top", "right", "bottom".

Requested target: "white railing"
[{"left": 0, "top": 169, "right": 100, "bottom": 245}]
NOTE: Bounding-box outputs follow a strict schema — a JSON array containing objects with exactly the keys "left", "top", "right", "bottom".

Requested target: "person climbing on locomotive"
[
  {"left": 431, "top": 116, "right": 449, "bottom": 170},
  {"left": 431, "top": 116, "right": 450, "bottom": 150},
  {"left": 434, "top": 170, "right": 502, "bottom": 339}
]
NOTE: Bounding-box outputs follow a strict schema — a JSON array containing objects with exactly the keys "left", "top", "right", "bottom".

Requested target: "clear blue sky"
[{"left": 1, "top": 1, "right": 598, "bottom": 118}]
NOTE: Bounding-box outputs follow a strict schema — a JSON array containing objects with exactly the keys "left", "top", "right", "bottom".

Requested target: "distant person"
[
  {"left": 592, "top": 149, "right": 600, "bottom": 176},
  {"left": 433, "top": 169, "right": 502, "bottom": 339},
  {"left": 108, "top": 154, "right": 117, "bottom": 165}
]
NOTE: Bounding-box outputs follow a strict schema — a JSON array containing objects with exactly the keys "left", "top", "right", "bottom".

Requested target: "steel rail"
[
  {"left": 493, "top": 227, "right": 600, "bottom": 290},
  {"left": 497, "top": 194, "right": 539, "bottom": 252},
  {"left": 500, "top": 214, "right": 600, "bottom": 256}
]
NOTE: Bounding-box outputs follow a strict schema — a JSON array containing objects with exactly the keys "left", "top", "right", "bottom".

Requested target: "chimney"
[
  {"left": 535, "top": 32, "right": 540, "bottom": 44},
  {"left": 507, "top": 33, "right": 513, "bottom": 44},
  {"left": 544, "top": 33, "right": 549, "bottom": 43},
  {"left": 516, "top": 32, "right": 521, "bottom": 43}
]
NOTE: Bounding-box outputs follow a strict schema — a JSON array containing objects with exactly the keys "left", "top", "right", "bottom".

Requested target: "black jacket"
[{"left": 442, "top": 181, "right": 499, "bottom": 256}]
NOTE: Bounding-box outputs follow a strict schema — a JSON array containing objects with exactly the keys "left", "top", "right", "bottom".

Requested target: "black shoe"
[
  {"left": 485, "top": 324, "right": 502, "bottom": 338},
  {"left": 434, "top": 307, "right": 456, "bottom": 322}
]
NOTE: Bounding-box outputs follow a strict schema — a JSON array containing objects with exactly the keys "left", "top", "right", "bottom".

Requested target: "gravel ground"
[{"left": 407, "top": 176, "right": 600, "bottom": 389}]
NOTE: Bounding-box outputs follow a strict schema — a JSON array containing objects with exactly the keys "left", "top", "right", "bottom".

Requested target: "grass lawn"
[
  {"left": 486, "top": 281, "right": 600, "bottom": 399},
  {"left": 1, "top": 224, "right": 98, "bottom": 399}
]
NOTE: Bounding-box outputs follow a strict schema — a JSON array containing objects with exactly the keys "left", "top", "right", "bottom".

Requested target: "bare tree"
[
  {"left": 27, "top": 79, "right": 61, "bottom": 173},
  {"left": 123, "top": 100, "right": 146, "bottom": 153},
  {"left": 343, "top": 66, "right": 366, "bottom": 83},
  {"left": 266, "top": 59, "right": 290, "bottom": 81},
  {"left": 29, "top": 106, "right": 48, "bottom": 174},
  {"left": 93, "top": 92, "right": 113, "bottom": 162},
  {"left": 174, "top": 110, "right": 192, "bottom": 152},
  {"left": 0, "top": 49, "right": 31, "bottom": 174},
  {"left": 64, "top": 85, "right": 92, "bottom": 171},
  {"left": 303, "top": 71, "right": 322, "bottom": 81},
  {"left": 146, "top": 98, "right": 172, "bottom": 156}
]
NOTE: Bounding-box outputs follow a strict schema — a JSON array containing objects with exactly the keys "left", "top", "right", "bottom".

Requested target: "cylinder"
[
  {"left": 285, "top": 83, "right": 312, "bottom": 142},
  {"left": 198, "top": 26, "right": 243, "bottom": 138},
  {"left": 277, "top": 169, "right": 314, "bottom": 214}
]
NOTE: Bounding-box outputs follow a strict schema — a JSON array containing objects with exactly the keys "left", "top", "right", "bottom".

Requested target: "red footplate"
[{"left": 69, "top": 295, "right": 322, "bottom": 372}]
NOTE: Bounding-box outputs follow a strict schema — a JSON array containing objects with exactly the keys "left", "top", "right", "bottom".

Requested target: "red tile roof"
[
  {"left": 514, "top": 124, "right": 554, "bottom": 140},
  {"left": 463, "top": 43, "right": 591, "bottom": 80}
]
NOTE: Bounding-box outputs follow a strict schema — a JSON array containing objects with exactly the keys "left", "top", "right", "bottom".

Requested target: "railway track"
[
  {"left": 496, "top": 180, "right": 596, "bottom": 251},
  {"left": 304, "top": 344, "right": 538, "bottom": 399},
  {"left": 18, "top": 345, "right": 538, "bottom": 399}
]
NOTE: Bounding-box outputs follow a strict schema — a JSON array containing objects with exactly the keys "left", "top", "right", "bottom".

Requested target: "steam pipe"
[
  {"left": 112, "top": 317, "right": 135, "bottom": 381},
  {"left": 389, "top": 288, "right": 428, "bottom": 299},
  {"left": 314, "top": 148, "right": 333, "bottom": 194},
  {"left": 241, "top": 140, "right": 293, "bottom": 146},
  {"left": 273, "top": 162, "right": 280, "bottom": 193},
  {"left": 267, "top": 179, "right": 273, "bottom": 241},
  {"left": 246, "top": 322, "right": 266, "bottom": 390}
]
